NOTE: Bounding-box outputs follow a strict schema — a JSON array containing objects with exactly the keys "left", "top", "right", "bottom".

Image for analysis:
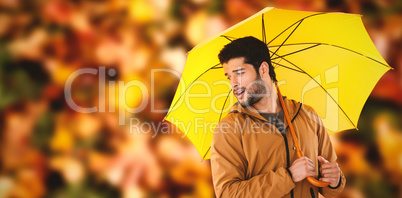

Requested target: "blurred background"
[{"left": 0, "top": 0, "right": 401, "bottom": 197}]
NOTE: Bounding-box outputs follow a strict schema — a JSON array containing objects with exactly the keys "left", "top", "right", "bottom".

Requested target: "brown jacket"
[{"left": 211, "top": 97, "right": 346, "bottom": 198}]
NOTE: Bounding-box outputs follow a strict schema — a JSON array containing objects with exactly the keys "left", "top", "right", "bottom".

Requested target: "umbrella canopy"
[{"left": 164, "top": 7, "right": 392, "bottom": 160}]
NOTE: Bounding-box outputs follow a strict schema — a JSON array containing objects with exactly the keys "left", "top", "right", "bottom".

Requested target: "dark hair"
[{"left": 218, "top": 36, "right": 277, "bottom": 82}]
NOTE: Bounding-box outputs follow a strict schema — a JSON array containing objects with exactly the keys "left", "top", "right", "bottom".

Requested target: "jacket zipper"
[
  {"left": 283, "top": 103, "right": 302, "bottom": 198},
  {"left": 232, "top": 102, "right": 302, "bottom": 198},
  {"left": 281, "top": 132, "right": 294, "bottom": 198},
  {"left": 310, "top": 188, "right": 315, "bottom": 198}
]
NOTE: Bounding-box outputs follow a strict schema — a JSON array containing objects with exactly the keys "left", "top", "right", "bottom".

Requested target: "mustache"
[{"left": 234, "top": 87, "right": 246, "bottom": 92}]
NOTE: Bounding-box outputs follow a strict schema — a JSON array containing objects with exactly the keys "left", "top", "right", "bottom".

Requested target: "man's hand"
[
  {"left": 289, "top": 156, "right": 316, "bottom": 182},
  {"left": 318, "top": 156, "right": 340, "bottom": 188}
]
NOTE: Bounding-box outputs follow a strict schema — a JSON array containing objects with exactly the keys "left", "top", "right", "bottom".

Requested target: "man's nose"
[{"left": 230, "top": 78, "right": 239, "bottom": 90}]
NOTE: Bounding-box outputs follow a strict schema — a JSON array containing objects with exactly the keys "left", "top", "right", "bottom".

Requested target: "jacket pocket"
[{"left": 310, "top": 187, "right": 315, "bottom": 198}]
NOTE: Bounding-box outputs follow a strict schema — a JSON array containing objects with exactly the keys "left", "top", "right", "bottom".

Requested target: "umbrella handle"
[
  {"left": 307, "top": 177, "right": 330, "bottom": 187},
  {"left": 275, "top": 82, "right": 330, "bottom": 188}
]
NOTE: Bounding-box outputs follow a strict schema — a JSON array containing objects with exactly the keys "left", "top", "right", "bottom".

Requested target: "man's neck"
[{"left": 253, "top": 82, "right": 281, "bottom": 114}]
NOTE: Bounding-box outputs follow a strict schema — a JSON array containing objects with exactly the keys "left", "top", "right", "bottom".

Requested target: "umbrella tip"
[{"left": 355, "top": 127, "right": 359, "bottom": 131}]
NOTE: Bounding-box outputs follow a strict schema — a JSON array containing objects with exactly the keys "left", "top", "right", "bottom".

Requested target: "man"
[{"left": 210, "top": 36, "right": 346, "bottom": 198}]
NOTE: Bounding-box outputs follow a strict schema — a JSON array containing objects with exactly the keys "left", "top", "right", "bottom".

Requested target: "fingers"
[
  {"left": 298, "top": 157, "right": 316, "bottom": 176},
  {"left": 307, "top": 162, "right": 315, "bottom": 172},
  {"left": 289, "top": 156, "right": 318, "bottom": 182},
  {"left": 321, "top": 173, "right": 339, "bottom": 178},
  {"left": 293, "top": 157, "right": 314, "bottom": 166},
  {"left": 321, "top": 167, "right": 338, "bottom": 174},
  {"left": 307, "top": 170, "right": 316, "bottom": 177},
  {"left": 319, "top": 177, "right": 339, "bottom": 187},
  {"left": 319, "top": 177, "right": 337, "bottom": 183},
  {"left": 317, "top": 156, "right": 328, "bottom": 164},
  {"left": 318, "top": 160, "right": 340, "bottom": 187},
  {"left": 291, "top": 156, "right": 340, "bottom": 184},
  {"left": 292, "top": 157, "right": 315, "bottom": 172},
  {"left": 320, "top": 163, "right": 340, "bottom": 180},
  {"left": 320, "top": 162, "right": 339, "bottom": 171}
]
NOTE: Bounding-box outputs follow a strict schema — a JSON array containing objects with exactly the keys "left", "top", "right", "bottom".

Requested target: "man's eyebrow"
[
  {"left": 225, "top": 68, "right": 245, "bottom": 76},
  {"left": 233, "top": 68, "right": 245, "bottom": 73}
]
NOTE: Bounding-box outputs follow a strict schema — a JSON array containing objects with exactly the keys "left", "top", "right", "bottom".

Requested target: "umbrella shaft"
[
  {"left": 275, "top": 81, "right": 329, "bottom": 187},
  {"left": 275, "top": 81, "right": 303, "bottom": 157}
]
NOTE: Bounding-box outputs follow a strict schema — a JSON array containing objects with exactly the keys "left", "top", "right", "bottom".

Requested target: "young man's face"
[{"left": 223, "top": 57, "right": 268, "bottom": 107}]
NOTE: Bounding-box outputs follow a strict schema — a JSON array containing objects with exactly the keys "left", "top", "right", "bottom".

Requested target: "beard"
[{"left": 239, "top": 76, "right": 270, "bottom": 108}]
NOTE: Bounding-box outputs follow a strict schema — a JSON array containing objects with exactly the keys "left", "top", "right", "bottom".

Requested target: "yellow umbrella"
[{"left": 164, "top": 7, "right": 392, "bottom": 163}]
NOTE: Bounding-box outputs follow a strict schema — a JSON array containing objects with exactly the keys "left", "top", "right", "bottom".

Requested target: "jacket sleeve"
[
  {"left": 311, "top": 108, "right": 346, "bottom": 198},
  {"left": 210, "top": 116, "right": 295, "bottom": 198}
]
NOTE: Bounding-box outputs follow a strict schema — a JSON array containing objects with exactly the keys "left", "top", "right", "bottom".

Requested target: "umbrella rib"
[
  {"left": 271, "top": 19, "right": 303, "bottom": 59},
  {"left": 219, "top": 89, "right": 232, "bottom": 122},
  {"left": 221, "top": 35, "right": 238, "bottom": 40},
  {"left": 271, "top": 62, "right": 305, "bottom": 73},
  {"left": 164, "top": 63, "right": 222, "bottom": 120},
  {"left": 270, "top": 50, "right": 357, "bottom": 129},
  {"left": 267, "top": 13, "right": 326, "bottom": 45},
  {"left": 212, "top": 66, "right": 223, "bottom": 69},
  {"left": 271, "top": 44, "right": 321, "bottom": 60},
  {"left": 269, "top": 42, "right": 391, "bottom": 68},
  {"left": 200, "top": 89, "right": 233, "bottom": 161},
  {"left": 202, "top": 146, "right": 211, "bottom": 161},
  {"left": 221, "top": 35, "right": 233, "bottom": 41},
  {"left": 222, "top": 13, "right": 327, "bottom": 47},
  {"left": 222, "top": 13, "right": 332, "bottom": 58},
  {"left": 262, "top": 13, "right": 266, "bottom": 43},
  {"left": 201, "top": 88, "right": 251, "bottom": 160}
]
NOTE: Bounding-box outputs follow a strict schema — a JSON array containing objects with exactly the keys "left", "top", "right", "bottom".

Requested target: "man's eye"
[{"left": 237, "top": 72, "right": 244, "bottom": 75}]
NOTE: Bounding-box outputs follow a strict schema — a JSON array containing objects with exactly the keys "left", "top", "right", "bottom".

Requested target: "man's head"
[{"left": 218, "top": 36, "right": 277, "bottom": 107}]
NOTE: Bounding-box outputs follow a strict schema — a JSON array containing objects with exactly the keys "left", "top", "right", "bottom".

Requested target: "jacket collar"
[{"left": 229, "top": 96, "right": 302, "bottom": 128}]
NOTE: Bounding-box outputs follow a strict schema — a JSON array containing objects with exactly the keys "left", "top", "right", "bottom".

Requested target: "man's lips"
[{"left": 234, "top": 89, "right": 245, "bottom": 99}]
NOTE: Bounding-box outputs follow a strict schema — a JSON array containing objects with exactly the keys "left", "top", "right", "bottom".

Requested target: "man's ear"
[{"left": 259, "top": 61, "right": 269, "bottom": 78}]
